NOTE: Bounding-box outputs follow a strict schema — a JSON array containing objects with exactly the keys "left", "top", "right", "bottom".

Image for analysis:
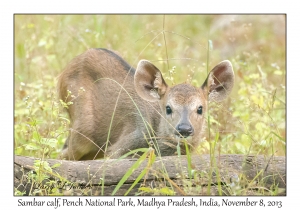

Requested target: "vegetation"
[{"left": 14, "top": 14, "right": 286, "bottom": 195}]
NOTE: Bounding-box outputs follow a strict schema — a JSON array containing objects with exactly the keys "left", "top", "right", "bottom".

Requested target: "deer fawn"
[{"left": 58, "top": 48, "right": 234, "bottom": 160}]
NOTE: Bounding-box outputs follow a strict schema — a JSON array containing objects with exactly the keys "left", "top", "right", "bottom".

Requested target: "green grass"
[{"left": 14, "top": 14, "right": 286, "bottom": 195}]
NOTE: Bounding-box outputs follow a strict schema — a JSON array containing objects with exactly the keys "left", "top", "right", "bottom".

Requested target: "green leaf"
[
  {"left": 32, "top": 131, "right": 41, "bottom": 141},
  {"left": 124, "top": 149, "right": 156, "bottom": 195},
  {"left": 15, "top": 146, "right": 23, "bottom": 155},
  {"left": 138, "top": 187, "right": 153, "bottom": 193},
  {"left": 51, "top": 163, "right": 61, "bottom": 169},
  {"left": 41, "top": 138, "right": 57, "bottom": 147},
  {"left": 34, "top": 160, "right": 52, "bottom": 173},
  {"left": 25, "top": 143, "right": 39, "bottom": 150},
  {"left": 112, "top": 148, "right": 151, "bottom": 196},
  {"left": 159, "top": 187, "right": 175, "bottom": 195}
]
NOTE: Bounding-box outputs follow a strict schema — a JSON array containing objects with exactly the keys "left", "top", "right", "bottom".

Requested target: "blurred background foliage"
[{"left": 14, "top": 15, "right": 286, "bottom": 159}]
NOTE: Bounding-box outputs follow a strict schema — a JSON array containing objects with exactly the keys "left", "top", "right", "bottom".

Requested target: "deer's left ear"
[{"left": 201, "top": 60, "right": 234, "bottom": 102}]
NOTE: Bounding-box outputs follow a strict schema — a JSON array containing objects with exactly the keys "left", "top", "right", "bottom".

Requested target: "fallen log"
[{"left": 14, "top": 154, "right": 286, "bottom": 196}]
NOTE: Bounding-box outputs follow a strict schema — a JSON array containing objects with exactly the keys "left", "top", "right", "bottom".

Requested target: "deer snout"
[{"left": 175, "top": 123, "right": 194, "bottom": 138}]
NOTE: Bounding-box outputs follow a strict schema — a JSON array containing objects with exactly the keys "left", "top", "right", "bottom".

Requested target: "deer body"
[{"left": 58, "top": 48, "right": 234, "bottom": 160}]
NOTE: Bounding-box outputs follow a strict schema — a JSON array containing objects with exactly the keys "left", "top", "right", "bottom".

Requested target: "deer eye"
[
  {"left": 197, "top": 106, "right": 203, "bottom": 115},
  {"left": 166, "top": 105, "right": 172, "bottom": 115}
]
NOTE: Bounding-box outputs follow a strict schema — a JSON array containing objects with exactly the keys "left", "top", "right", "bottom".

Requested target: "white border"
[{"left": 3, "top": 0, "right": 297, "bottom": 209}]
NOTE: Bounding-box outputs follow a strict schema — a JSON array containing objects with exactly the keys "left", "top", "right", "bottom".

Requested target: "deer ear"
[
  {"left": 134, "top": 60, "right": 168, "bottom": 102},
  {"left": 201, "top": 60, "right": 234, "bottom": 102}
]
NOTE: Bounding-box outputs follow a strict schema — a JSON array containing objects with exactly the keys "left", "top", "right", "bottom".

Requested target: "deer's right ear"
[{"left": 134, "top": 60, "right": 168, "bottom": 102}]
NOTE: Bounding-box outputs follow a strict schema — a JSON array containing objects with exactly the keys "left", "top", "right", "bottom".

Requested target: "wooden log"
[{"left": 14, "top": 154, "right": 286, "bottom": 196}]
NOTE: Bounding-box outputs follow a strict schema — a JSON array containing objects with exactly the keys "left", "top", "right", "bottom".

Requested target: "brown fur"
[{"left": 58, "top": 48, "right": 234, "bottom": 160}]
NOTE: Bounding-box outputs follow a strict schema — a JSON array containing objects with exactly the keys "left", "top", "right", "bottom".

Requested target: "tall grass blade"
[
  {"left": 112, "top": 148, "right": 152, "bottom": 196},
  {"left": 125, "top": 149, "right": 156, "bottom": 195},
  {"left": 184, "top": 140, "right": 192, "bottom": 179}
]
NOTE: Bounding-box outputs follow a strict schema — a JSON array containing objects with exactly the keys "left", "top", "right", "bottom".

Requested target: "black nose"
[{"left": 175, "top": 123, "right": 194, "bottom": 138}]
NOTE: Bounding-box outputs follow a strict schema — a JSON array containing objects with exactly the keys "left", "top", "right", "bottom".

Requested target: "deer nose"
[{"left": 175, "top": 123, "right": 194, "bottom": 138}]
